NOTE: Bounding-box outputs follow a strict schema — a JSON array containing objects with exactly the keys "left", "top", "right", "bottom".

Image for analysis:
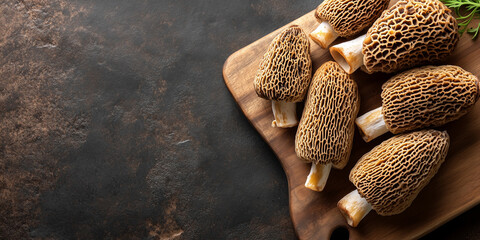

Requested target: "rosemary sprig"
[{"left": 441, "top": 0, "right": 480, "bottom": 39}]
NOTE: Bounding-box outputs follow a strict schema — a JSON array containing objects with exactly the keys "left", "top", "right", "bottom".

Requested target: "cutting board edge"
[{"left": 413, "top": 198, "right": 480, "bottom": 239}]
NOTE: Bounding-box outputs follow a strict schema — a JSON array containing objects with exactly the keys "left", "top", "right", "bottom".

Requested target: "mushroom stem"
[
  {"left": 310, "top": 21, "right": 339, "bottom": 49},
  {"left": 304, "top": 162, "right": 332, "bottom": 192},
  {"left": 329, "top": 34, "right": 366, "bottom": 74},
  {"left": 355, "top": 107, "right": 389, "bottom": 142},
  {"left": 338, "top": 189, "right": 372, "bottom": 227},
  {"left": 271, "top": 101, "right": 298, "bottom": 128}
]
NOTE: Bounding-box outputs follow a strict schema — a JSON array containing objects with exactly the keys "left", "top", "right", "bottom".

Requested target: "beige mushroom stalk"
[
  {"left": 254, "top": 25, "right": 312, "bottom": 128},
  {"left": 330, "top": 0, "right": 459, "bottom": 74},
  {"left": 329, "top": 34, "right": 366, "bottom": 74},
  {"left": 311, "top": 0, "right": 389, "bottom": 48},
  {"left": 310, "top": 22, "right": 338, "bottom": 49},
  {"left": 356, "top": 65, "right": 479, "bottom": 142},
  {"left": 338, "top": 130, "right": 450, "bottom": 227},
  {"left": 296, "top": 61, "right": 359, "bottom": 191}
]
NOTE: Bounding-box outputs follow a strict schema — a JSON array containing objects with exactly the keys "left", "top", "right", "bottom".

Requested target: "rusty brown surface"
[
  {"left": 0, "top": 0, "right": 478, "bottom": 239},
  {"left": 0, "top": 1, "right": 89, "bottom": 238}
]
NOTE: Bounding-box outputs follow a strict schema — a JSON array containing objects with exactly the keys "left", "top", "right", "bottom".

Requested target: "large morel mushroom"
[
  {"left": 356, "top": 65, "right": 479, "bottom": 142},
  {"left": 254, "top": 25, "right": 312, "bottom": 128},
  {"left": 330, "top": 0, "right": 459, "bottom": 74},
  {"left": 310, "top": 0, "right": 389, "bottom": 48},
  {"left": 295, "top": 61, "right": 360, "bottom": 191},
  {"left": 338, "top": 130, "right": 450, "bottom": 227}
]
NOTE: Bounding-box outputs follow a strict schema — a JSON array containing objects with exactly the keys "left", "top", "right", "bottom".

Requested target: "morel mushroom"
[
  {"left": 310, "top": 0, "right": 389, "bottom": 48},
  {"left": 338, "top": 130, "right": 449, "bottom": 227},
  {"left": 330, "top": 0, "right": 459, "bottom": 74},
  {"left": 356, "top": 65, "right": 479, "bottom": 142},
  {"left": 254, "top": 25, "right": 312, "bottom": 128},
  {"left": 296, "top": 61, "right": 360, "bottom": 191}
]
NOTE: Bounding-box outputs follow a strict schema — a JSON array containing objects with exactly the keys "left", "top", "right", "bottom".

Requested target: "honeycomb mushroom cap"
[
  {"left": 315, "top": 0, "right": 389, "bottom": 38},
  {"left": 254, "top": 25, "right": 312, "bottom": 102},
  {"left": 295, "top": 61, "right": 360, "bottom": 167},
  {"left": 362, "top": 0, "right": 459, "bottom": 73},
  {"left": 382, "top": 65, "right": 479, "bottom": 134},
  {"left": 350, "top": 130, "right": 449, "bottom": 216}
]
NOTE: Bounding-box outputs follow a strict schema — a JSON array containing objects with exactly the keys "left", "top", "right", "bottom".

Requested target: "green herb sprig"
[{"left": 441, "top": 0, "right": 480, "bottom": 39}]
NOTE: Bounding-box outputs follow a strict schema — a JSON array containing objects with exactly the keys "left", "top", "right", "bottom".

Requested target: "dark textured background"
[{"left": 0, "top": 0, "right": 478, "bottom": 239}]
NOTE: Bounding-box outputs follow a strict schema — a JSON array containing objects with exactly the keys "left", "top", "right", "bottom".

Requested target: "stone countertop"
[{"left": 1, "top": 0, "right": 478, "bottom": 239}]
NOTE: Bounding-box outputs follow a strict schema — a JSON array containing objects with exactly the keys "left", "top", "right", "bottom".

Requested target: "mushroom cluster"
[
  {"left": 310, "top": 0, "right": 389, "bottom": 48},
  {"left": 251, "top": 0, "right": 477, "bottom": 229},
  {"left": 254, "top": 25, "right": 312, "bottom": 128},
  {"left": 338, "top": 130, "right": 450, "bottom": 227},
  {"left": 330, "top": 0, "right": 459, "bottom": 74},
  {"left": 356, "top": 65, "right": 479, "bottom": 142},
  {"left": 295, "top": 61, "right": 359, "bottom": 191}
]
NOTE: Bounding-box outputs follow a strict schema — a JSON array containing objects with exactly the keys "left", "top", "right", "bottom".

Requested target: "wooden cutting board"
[{"left": 222, "top": 5, "right": 480, "bottom": 240}]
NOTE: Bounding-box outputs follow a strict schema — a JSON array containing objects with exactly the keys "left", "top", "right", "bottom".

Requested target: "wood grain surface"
[{"left": 223, "top": 5, "right": 480, "bottom": 240}]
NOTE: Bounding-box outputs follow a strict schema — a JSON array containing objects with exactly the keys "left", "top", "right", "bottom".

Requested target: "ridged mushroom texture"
[
  {"left": 338, "top": 130, "right": 450, "bottom": 227},
  {"left": 295, "top": 61, "right": 360, "bottom": 192},
  {"left": 356, "top": 65, "right": 479, "bottom": 142},
  {"left": 330, "top": 0, "right": 459, "bottom": 74},
  {"left": 254, "top": 25, "right": 312, "bottom": 128},
  {"left": 311, "top": 0, "right": 389, "bottom": 48}
]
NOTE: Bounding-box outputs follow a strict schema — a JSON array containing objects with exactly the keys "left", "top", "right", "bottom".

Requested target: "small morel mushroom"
[
  {"left": 295, "top": 61, "right": 360, "bottom": 191},
  {"left": 330, "top": 0, "right": 459, "bottom": 74},
  {"left": 254, "top": 25, "right": 312, "bottom": 128},
  {"left": 338, "top": 130, "right": 450, "bottom": 227},
  {"left": 311, "top": 0, "right": 389, "bottom": 48},
  {"left": 356, "top": 65, "right": 479, "bottom": 142}
]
